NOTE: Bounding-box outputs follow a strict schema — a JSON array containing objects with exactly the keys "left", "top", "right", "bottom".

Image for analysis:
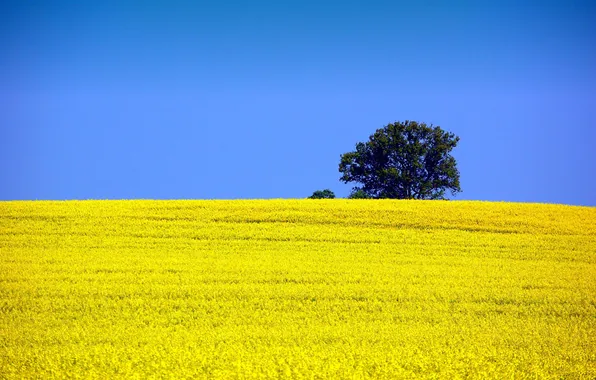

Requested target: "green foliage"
[
  {"left": 308, "top": 189, "right": 336, "bottom": 199},
  {"left": 347, "top": 189, "right": 372, "bottom": 199},
  {"left": 339, "top": 120, "right": 461, "bottom": 199}
]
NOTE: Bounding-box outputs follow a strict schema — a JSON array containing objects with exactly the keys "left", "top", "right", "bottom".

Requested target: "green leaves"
[
  {"left": 308, "top": 189, "right": 336, "bottom": 199},
  {"left": 339, "top": 120, "right": 461, "bottom": 199}
]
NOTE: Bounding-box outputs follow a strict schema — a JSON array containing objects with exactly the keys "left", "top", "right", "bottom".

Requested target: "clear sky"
[{"left": 1, "top": 0, "right": 595, "bottom": 205}]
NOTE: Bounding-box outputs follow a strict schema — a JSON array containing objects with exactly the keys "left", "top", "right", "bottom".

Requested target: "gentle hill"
[{"left": 1, "top": 200, "right": 595, "bottom": 378}]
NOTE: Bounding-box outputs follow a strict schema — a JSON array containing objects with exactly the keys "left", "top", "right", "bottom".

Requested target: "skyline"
[{"left": 1, "top": 1, "right": 595, "bottom": 205}]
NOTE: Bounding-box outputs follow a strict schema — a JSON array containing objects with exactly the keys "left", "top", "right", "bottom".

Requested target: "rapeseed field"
[{"left": 1, "top": 199, "right": 595, "bottom": 379}]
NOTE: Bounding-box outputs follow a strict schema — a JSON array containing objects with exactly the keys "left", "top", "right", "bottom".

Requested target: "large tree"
[{"left": 339, "top": 120, "right": 461, "bottom": 199}]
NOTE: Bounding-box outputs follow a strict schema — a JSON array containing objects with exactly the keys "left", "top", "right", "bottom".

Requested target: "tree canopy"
[{"left": 339, "top": 120, "right": 461, "bottom": 199}]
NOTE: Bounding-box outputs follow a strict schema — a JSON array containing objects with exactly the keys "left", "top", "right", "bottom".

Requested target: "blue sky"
[{"left": 1, "top": 0, "right": 595, "bottom": 205}]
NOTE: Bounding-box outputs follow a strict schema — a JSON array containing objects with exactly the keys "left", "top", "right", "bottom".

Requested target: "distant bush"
[
  {"left": 308, "top": 189, "right": 335, "bottom": 199},
  {"left": 347, "top": 189, "right": 371, "bottom": 199}
]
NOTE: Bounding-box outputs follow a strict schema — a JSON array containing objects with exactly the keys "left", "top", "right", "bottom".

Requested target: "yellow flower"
[{"left": 0, "top": 200, "right": 594, "bottom": 378}]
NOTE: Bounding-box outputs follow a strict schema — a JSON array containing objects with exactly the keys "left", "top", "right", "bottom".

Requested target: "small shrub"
[{"left": 308, "top": 189, "right": 336, "bottom": 199}]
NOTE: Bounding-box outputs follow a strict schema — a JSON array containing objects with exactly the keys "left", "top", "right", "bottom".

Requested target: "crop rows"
[{"left": 1, "top": 200, "right": 595, "bottom": 378}]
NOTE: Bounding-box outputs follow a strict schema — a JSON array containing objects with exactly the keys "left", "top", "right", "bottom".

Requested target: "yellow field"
[{"left": 1, "top": 200, "right": 595, "bottom": 379}]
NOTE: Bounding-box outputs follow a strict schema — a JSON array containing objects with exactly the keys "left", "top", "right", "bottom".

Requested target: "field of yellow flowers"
[{"left": 1, "top": 199, "right": 595, "bottom": 378}]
